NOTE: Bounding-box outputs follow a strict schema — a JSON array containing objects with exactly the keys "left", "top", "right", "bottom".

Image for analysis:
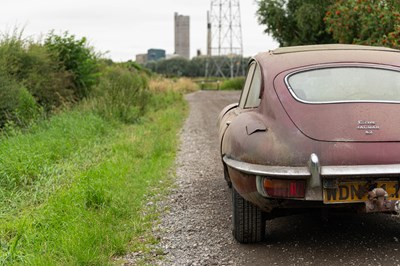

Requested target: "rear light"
[{"left": 262, "top": 178, "right": 305, "bottom": 198}]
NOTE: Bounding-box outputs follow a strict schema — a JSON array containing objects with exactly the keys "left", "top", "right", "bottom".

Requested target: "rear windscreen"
[{"left": 286, "top": 67, "right": 400, "bottom": 103}]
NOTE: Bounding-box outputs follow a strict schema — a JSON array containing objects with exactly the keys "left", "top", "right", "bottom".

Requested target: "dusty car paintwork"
[{"left": 218, "top": 44, "right": 400, "bottom": 243}]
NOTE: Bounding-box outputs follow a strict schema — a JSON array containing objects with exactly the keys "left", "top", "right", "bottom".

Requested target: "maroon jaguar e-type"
[{"left": 218, "top": 44, "right": 400, "bottom": 243}]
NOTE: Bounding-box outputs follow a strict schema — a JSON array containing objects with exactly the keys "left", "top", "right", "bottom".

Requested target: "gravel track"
[
  {"left": 125, "top": 90, "right": 400, "bottom": 265},
  {"left": 155, "top": 90, "right": 240, "bottom": 265}
]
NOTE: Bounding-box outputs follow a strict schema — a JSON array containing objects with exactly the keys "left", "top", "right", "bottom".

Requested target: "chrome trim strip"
[
  {"left": 283, "top": 65, "right": 400, "bottom": 105},
  {"left": 321, "top": 164, "right": 400, "bottom": 177},
  {"left": 224, "top": 155, "right": 400, "bottom": 178},
  {"left": 223, "top": 156, "right": 310, "bottom": 178}
]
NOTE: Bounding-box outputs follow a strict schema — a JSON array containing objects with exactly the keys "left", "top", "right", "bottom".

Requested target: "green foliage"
[
  {"left": 149, "top": 77, "right": 199, "bottom": 94},
  {"left": 0, "top": 93, "right": 187, "bottom": 265},
  {"left": 257, "top": 0, "right": 400, "bottom": 49},
  {"left": 0, "top": 73, "right": 42, "bottom": 131},
  {"left": 256, "top": 0, "right": 336, "bottom": 46},
  {"left": 325, "top": 0, "right": 400, "bottom": 48},
  {"left": 20, "top": 43, "right": 75, "bottom": 110},
  {"left": 15, "top": 87, "right": 41, "bottom": 122},
  {"left": 125, "top": 60, "right": 152, "bottom": 75},
  {"left": 149, "top": 57, "right": 191, "bottom": 77},
  {"left": 188, "top": 57, "right": 207, "bottom": 77},
  {"left": 148, "top": 89, "right": 184, "bottom": 113},
  {"left": 0, "top": 73, "right": 24, "bottom": 127},
  {"left": 45, "top": 31, "right": 100, "bottom": 99},
  {"left": 7, "top": 87, "right": 43, "bottom": 131},
  {"left": 220, "top": 77, "right": 245, "bottom": 90},
  {"left": 144, "top": 56, "right": 248, "bottom": 78},
  {"left": 0, "top": 111, "right": 107, "bottom": 190},
  {"left": 0, "top": 31, "right": 74, "bottom": 111},
  {"left": 0, "top": 111, "right": 112, "bottom": 264},
  {"left": 205, "top": 56, "right": 247, "bottom": 78},
  {"left": 87, "top": 65, "right": 149, "bottom": 123},
  {"left": 0, "top": 27, "right": 193, "bottom": 265}
]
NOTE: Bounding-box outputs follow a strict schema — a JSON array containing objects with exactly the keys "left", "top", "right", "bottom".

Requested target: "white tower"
[{"left": 175, "top": 12, "right": 190, "bottom": 59}]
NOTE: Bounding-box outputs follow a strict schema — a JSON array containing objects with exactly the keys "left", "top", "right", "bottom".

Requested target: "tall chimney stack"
[{"left": 207, "top": 11, "right": 212, "bottom": 56}]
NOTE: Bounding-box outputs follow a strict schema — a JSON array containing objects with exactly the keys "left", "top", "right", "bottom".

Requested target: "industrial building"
[
  {"left": 135, "top": 54, "right": 147, "bottom": 64},
  {"left": 147, "top": 49, "right": 166, "bottom": 62},
  {"left": 174, "top": 12, "right": 190, "bottom": 59}
]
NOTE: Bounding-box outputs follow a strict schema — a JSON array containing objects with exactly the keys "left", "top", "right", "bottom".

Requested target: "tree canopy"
[
  {"left": 144, "top": 56, "right": 248, "bottom": 78},
  {"left": 256, "top": 0, "right": 336, "bottom": 46},
  {"left": 257, "top": 0, "right": 400, "bottom": 49},
  {"left": 325, "top": 0, "right": 400, "bottom": 48}
]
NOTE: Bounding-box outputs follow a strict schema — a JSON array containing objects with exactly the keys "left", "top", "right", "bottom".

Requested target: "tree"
[
  {"left": 145, "top": 57, "right": 205, "bottom": 77},
  {"left": 143, "top": 56, "right": 249, "bottom": 78},
  {"left": 0, "top": 30, "right": 74, "bottom": 111},
  {"left": 256, "top": 0, "right": 336, "bottom": 46},
  {"left": 324, "top": 0, "right": 400, "bottom": 48},
  {"left": 146, "top": 57, "right": 191, "bottom": 77},
  {"left": 45, "top": 32, "right": 99, "bottom": 99}
]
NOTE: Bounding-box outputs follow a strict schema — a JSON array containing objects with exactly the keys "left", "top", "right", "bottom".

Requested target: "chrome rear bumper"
[{"left": 223, "top": 154, "right": 400, "bottom": 201}]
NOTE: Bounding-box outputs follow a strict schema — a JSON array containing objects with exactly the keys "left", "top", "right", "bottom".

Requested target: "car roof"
[
  {"left": 270, "top": 44, "right": 399, "bottom": 55},
  {"left": 255, "top": 44, "right": 400, "bottom": 77}
]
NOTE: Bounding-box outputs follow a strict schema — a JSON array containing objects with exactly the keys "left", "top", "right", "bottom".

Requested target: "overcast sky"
[{"left": 0, "top": 0, "right": 279, "bottom": 62}]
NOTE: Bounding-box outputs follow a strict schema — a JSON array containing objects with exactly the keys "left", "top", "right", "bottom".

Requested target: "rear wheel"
[
  {"left": 232, "top": 187, "right": 266, "bottom": 243},
  {"left": 223, "top": 164, "right": 232, "bottom": 188}
]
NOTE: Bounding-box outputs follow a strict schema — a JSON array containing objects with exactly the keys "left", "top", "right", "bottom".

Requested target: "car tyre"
[
  {"left": 232, "top": 187, "right": 266, "bottom": 243},
  {"left": 223, "top": 164, "right": 232, "bottom": 188}
]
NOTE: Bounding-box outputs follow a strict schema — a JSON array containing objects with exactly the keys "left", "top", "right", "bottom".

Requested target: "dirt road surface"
[{"left": 145, "top": 91, "right": 400, "bottom": 265}]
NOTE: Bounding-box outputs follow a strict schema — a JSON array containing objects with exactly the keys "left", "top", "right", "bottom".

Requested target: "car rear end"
[{"left": 222, "top": 45, "right": 400, "bottom": 243}]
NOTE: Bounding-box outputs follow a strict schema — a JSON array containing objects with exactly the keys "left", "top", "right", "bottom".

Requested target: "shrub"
[
  {"left": 0, "top": 73, "right": 42, "bottom": 131},
  {"left": 12, "top": 87, "right": 43, "bottom": 128},
  {"left": 0, "top": 31, "right": 74, "bottom": 111},
  {"left": 0, "top": 73, "right": 23, "bottom": 127},
  {"left": 45, "top": 31, "right": 100, "bottom": 99},
  {"left": 87, "top": 65, "right": 149, "bottom": 123},
  {"left": 0, "top": 30, "right": 29, "bottom": 78},
  {"left": 148, "top": 57, "right": 191, "bottom": 77},
  {"left": 220, "top": 77, "right": 245, "bottom": 90},
  {"left": 21, "top": 44, "right": 75, "bottom": 110}
]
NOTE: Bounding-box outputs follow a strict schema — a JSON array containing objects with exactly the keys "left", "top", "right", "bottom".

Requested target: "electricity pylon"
[{"left": 206, "top": 0, "right": 244, "bottom": 78}]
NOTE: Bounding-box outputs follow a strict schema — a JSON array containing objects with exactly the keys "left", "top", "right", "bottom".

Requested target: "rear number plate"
[{"left": 323, "top": 181, "right": 400, "bottom": 204}]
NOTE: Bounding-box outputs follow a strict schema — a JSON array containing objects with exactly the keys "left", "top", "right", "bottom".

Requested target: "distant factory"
[
  {"left": 135, "top": 12, "right": 190, "bottom": 64},
  {"left": 135, "top": 0, "right": 244, "bottom": 78}
]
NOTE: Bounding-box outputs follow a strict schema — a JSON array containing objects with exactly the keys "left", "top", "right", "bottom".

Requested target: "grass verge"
[{"left": 0, "top": 94, "right": 187, "bottom": 265}]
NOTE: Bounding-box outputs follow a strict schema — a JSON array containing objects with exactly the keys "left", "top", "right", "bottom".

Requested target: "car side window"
[{"left": 239, "top": 61, "right": 262, "bottom": 109}]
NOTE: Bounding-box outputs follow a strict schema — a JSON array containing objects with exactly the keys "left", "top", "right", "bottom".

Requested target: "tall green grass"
[
  {"left": 0, "top": 94, "right": 187, "bottom": 265},
  {"left": 193, "top": 77, "right": 245, "bottom": 90},
  {"left": 0, "top": 28, "right": 197, "bottom": 265},
  {"left": 220, "top": 77, "right": 245, "bottom": 90},
  {"left": 87, "top": 65, "right": 149, "bottom": 123}
]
